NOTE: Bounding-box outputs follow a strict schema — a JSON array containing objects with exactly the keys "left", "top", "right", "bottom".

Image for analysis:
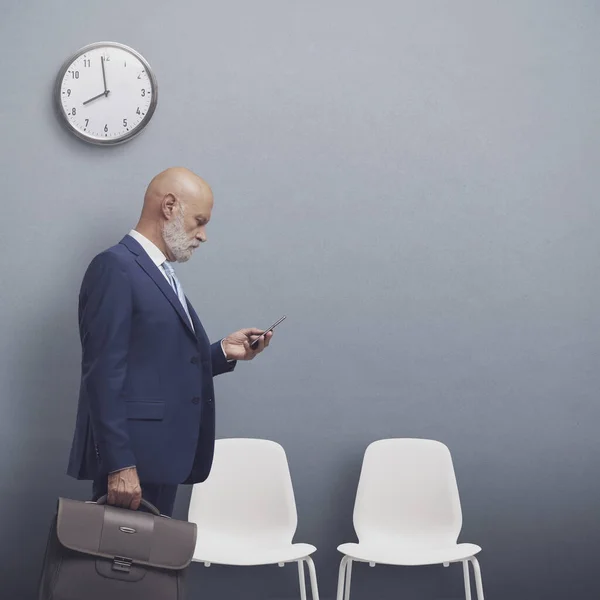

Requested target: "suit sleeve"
[
  {"left": 210, "top": 341, "right": 236, "bottom": 377},
  {"left": 79, "top": 252, "right": 137, "bottom": 473}
]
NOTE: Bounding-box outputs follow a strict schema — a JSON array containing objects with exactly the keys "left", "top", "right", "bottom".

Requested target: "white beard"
[{"left": 162, "top": 207, "right": 198, "bottom": 263}]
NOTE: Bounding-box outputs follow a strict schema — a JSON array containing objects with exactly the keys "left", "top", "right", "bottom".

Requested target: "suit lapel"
[
  {"left": 120, "top": 235, "right": 197, "bottom": 341},
  {"left": 187, "top": 299, "right": 210, "bottom": 347}
]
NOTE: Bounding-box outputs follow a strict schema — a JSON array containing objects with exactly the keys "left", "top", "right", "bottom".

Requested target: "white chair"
[
  {"left": 336, "top": 438, "right": 484, "bottom": 600},
  {"left": 187, "top": 438, "right": 320, "bottom": 599}
]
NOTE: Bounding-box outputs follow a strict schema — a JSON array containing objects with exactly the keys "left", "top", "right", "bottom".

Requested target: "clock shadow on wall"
[{"left": 54, "top": 41, "right": 157, "bottom": 146}]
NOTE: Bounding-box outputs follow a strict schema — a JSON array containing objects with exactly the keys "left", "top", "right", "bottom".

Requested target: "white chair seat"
[
  {"left": 192, "top": 539, "right": 317, "bottom": 566},
  {"left": 338, "top": 541, "right": 482, "bottom": 566}
]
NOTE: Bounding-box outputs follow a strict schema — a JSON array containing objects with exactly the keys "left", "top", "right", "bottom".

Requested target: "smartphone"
[{"left": 250, "top": 315, "right": 286, "bottom": 349}]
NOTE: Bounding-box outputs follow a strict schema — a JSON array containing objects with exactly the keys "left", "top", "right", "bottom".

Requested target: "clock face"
[{"left": 55, "top": 42, "right": 158, "bottom": 145}]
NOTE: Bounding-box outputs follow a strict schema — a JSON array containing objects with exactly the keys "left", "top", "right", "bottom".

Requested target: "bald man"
[{"left": 67, "top": 168, "right": 272, "bottom": 516}]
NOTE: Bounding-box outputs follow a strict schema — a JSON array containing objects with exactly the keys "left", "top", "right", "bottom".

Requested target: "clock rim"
[{"left": 54, "top": 41, "right": 158, "bottom": 146}]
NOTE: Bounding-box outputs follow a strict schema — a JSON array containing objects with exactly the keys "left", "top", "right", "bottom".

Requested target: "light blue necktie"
[{"left": 162, "top": 261, "right": 194, "bottom": 331}]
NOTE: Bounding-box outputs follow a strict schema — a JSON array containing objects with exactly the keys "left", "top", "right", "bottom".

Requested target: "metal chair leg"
[
  {"left": 304, "top": 555, "right": 320, "bottom": 600},
  {"left": 344, "top": 558, "right": 353, "bottom": 600},
  {"left": 470, "top": 557, "right": 484, "bottom": 600},
  {"left": 298, "top": 559, "right": 307, "bottom": 600},
  {"left": 463, "top": 560, "right": 472, "bottom": 600},
  {"left": 336, "top": 555, "right": 350, "bottom": 600}
]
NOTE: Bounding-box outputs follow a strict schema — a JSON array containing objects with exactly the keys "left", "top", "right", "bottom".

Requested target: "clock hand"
[
  {"left": 101, "top": 56, "right": 108, "bottom": 95},
  {"left": 83, "top": 90, "right": 111, "bottom": 105}
]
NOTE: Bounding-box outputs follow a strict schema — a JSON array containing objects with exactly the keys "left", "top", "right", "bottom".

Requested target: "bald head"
[
  {"left": 135, "top": 167, "right": 214, "bottom": 263},
  {"left": 143, "top": 167, "right": 212, "bottom": 214}
]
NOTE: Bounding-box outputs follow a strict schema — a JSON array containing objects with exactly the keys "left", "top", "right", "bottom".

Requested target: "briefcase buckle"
[{"left": 112, "top": 556, "right": 133, "bottom": 572}]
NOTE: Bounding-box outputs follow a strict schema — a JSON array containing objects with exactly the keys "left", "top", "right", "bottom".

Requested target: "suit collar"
[
  {"left": 127, "top": 230, "right": 167, "bottom": 267},
  {"left": 120, "top": 234, "right": 143, "bottom": 256}
]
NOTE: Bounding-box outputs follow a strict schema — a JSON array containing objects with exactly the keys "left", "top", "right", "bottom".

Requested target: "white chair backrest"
[
  {"left": 187, "top": 438, "right": 298, "bottom": 543},
  {"left": 353, "top": 438, "right": 463, "bottom": 546}
]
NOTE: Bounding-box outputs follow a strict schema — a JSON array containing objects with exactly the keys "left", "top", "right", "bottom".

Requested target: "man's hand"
[
  {"left": 107, "top": 466, "right": 142, "bottom": 510},
  {"left": 222, "top": 328, "right": 273, "bottom": 361}
]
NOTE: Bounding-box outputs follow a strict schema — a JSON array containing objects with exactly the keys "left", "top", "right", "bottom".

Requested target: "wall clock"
[{"left": 55, "top": 41, "right": 158, "bottom": 145}]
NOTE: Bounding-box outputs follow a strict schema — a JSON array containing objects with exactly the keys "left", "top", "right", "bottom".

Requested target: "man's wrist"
[{"left": 221, "top": 339, "right": 235, "bottom": 362}]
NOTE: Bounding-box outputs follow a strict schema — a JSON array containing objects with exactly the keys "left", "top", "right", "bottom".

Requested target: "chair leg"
[
  {"left": 462, "top": 560, "right": 472, "bottom": 600},
  {"left": 344, "top": 558, "right": 353, "bottom": 600},
  {"left": 336, "top": 555, "right": 350, "bottom": 600},
  {"left": 304, "top": 555, "right": 320, "bottom": 600},
  {"left": 298, "top": 559, "right": 307, "bottom": 600},
  {"left": 469, "top": 557, "right": 484, "bottom": 600}
]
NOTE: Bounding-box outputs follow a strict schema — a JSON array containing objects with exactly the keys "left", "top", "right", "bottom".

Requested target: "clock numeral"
[
  {"left": 104, "top": 124, "right": 109, "bottom": 133},
  {"left": 83, "top": 59, "right": 91, "bottom": 67},
  {"left": 71, "top": 108, "right": 77, "bottom": 116},
  {"left": 103, "top": 54, "right": 111, "bottom": 61},
  {"left": 124, "top": 61, "right": 127, "bottom": 67},
  {"left": 69, "top": 70, "right": 80, "bottom": 79},
  {"left": 123, "top": 118, "right": 128, "bottom": 127},
  {"left": 136, "top": 107, "right": 141, "bottom": 115},
  {"left": 85, "top": 118, "right": 89, "bottom": 127},
  {"left": 137, "top": 72, "right": 143, "bottom": 79},
  {"left": 141, "top": 89, "right": 146, "bottom": 97},
  {"left": 66, "top": 89, "right": 71, "bottom": 97}
]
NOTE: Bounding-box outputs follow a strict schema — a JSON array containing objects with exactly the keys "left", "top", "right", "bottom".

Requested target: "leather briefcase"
[{"left": 38, "top": 495, "right": 197, "bottom": 600}]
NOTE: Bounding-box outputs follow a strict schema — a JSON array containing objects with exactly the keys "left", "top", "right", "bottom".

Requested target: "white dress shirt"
[{"left": 128, "top": 229, "right": 171, "bottom": 283}]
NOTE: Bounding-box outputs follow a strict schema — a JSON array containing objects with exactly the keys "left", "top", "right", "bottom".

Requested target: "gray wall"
[{"left": 1, "top": 1, "right": 599, "bottom": 598}]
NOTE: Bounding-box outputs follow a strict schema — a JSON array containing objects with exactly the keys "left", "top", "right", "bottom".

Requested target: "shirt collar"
[{"left": 128, "top": 229, "right": 168, "bottom": 268}]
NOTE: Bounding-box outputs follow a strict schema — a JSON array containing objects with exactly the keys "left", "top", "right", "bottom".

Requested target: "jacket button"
[
  {"left": 190, "top": 356, "right": 198, "bottom": 364},
  {"left": 192, "top": 397, "right": 200, "bottom": 404}
]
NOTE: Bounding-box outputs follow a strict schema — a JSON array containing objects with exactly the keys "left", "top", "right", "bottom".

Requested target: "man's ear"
[{"left": 162, "top": 193, "right": 176, "bottom": 220}]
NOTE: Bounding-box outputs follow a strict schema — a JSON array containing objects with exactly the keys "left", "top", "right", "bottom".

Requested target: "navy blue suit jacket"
[{"left": 67, "top": 235, "right": 236, "bottom": 485}]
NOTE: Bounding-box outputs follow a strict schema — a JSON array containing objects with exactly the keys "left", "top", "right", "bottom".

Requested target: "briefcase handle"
[{"left": 95, "top": 494, "right": 162, "bottom": 516}]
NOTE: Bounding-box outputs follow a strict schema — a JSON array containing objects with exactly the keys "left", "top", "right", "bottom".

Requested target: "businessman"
[{"left": 67, "top": 167, "right": 272, "bottom": 516}]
